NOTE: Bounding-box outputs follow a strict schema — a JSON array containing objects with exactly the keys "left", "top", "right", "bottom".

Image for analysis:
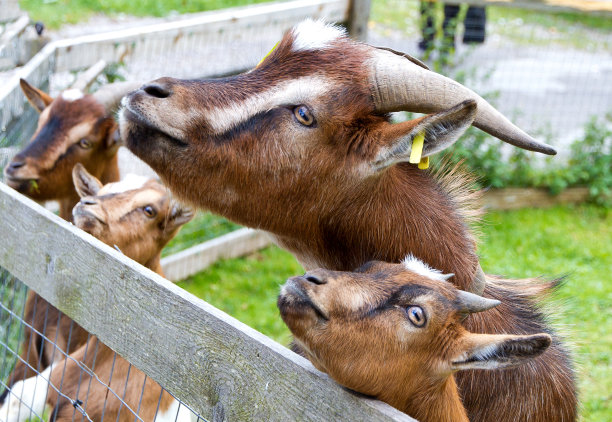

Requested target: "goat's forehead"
[{"left": 99, "top": 175, "right": 152, "bottom": 195}]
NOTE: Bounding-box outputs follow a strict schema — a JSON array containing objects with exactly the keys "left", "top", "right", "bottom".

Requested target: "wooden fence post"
[{"left": 347, "top": 0, "right": 371, "bottom": 41}]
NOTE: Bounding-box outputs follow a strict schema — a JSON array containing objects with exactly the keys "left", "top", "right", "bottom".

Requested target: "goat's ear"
[
  {"left": 97, "top": 118, "right": 121, "bottom": 151},
  {"left": 451, "top": 332, "right": 551, "bottom": 372},
  {"left": 20, "top": 79, "right": 54, "bottom": 113},
  {"left": 72, "top": 163, "right": 103, "bottom": 198},
  {"left": 162, "top": 204, "right": 194, "bottom": 231},
  {"left": 371, "top": 100, "right": 476, "bottom": 172}
]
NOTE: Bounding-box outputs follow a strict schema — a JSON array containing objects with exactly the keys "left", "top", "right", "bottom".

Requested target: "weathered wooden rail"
[{"left": 0, "top": 181, "right": 414, "bottom": 421}]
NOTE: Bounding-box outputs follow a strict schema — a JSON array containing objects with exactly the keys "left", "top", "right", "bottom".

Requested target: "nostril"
[
  {"left": 304, "top": 274, "right": 326, "bottom": 285},
  {"left": 143, "top": 84, "right": 171, "bottom": 99},
  {"left": 9, "top": 160, "right": 25, "bottom": 169},
  {"left": 81, "top": 198, "right": 97, "bottom": 206}
]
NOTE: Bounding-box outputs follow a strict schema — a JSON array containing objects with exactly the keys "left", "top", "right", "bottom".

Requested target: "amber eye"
[
  {"left": 79, "top": 138, "right": 93, "bottom": 149},
  {"left": 293, "top": 105, "right": 315, "bottom": 126},
  {"left": 406, "top": 306, "right": 426, "bottom": 327},
  {"left": 143, "top": 205, "right": 156, "bottom": 218}
]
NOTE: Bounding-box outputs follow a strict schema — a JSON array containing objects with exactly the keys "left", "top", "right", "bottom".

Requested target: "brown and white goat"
[
  {"left": 120, "top": 20, "right": 577, "bottom": 420},
  {"left": 0, "top": 164, "right": 193, "bottom": 422},
  {"left": 1, "top": 80, "right": 140, "bottom": 398},
  {"left": 278, "top": 257, "right": 553, "bottom": 422},
  {"left": 4, "top": 79, "right": 140, "bottom": 220}
]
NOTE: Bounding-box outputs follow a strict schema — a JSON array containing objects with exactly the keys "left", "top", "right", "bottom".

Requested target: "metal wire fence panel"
[
  {"left": 370, "top": 0, "right": 612, "bottom": 159},
  {"left": 0, "top": 268, "right": 212, "bottom": 422}
]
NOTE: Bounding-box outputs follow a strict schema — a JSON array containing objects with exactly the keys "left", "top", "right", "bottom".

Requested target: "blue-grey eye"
[
  {"left": 143, "top": 205, "right": 156, "bottom": 218},
  {"left": 407, "top": 306, "right": 426, "bottom": 327},
  {"left": 79, "top": 138, "right": 93, "bottom": 149},
  {"left": 293, "top": 105, "right": 315, "bottom": 126}
]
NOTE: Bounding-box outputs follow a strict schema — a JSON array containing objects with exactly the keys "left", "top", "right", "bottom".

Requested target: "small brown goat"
[
  {"left": 278, "top": 258, "right": 552, "bottom": 422},
  {"left": 4, "top": 79, "right": 140, "bottom": 220},
  {"left": 1, "top": 80, "right": 140, "bottom": 399},
  {"left": 120, "top": 20, "right": 577, "bottom": 420},
  {"left": 0, "top": 165, "right": 193, "bottom": 422}
]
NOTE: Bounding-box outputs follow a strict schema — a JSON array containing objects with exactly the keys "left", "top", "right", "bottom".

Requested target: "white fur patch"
[
  {"left": 0, "top": 365, "right": 54, "bottom": 422},
  {"left": 155, "top": 398, "right": 193, "bottom": 422},
  {"left": 291, "top": 19, "right": 345, "bottom": 52},
  {"left": 100, "top": 173, "right": 149, "bottom": 195},
  {"left": 402, "top": 254, "right": 453, "bottom": 282},
  {"left": 61, "top": 89, "right": 84, "bottom": 102},
  {"left": 206, "top": 76, "right": 332, "bottom": 134}
]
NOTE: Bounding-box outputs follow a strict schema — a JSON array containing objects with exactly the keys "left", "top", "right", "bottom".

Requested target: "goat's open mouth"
[
  {"left": 4, "top": 176, "right": 39, "bottom": 192},
  {"left": 280, "top": 280, "right": 329, "bottom": 321},
  {"left": 121, "top": 107, "right": 188, "bottom": 148}
]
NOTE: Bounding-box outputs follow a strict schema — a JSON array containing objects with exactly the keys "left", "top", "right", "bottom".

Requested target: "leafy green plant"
[{"left": 441, "top": 114, "right": 612, "bottom": 206}]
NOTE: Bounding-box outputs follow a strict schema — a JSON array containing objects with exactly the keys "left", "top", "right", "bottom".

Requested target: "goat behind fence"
[{"left": 0, "top": 270, "right": 205, "bottom": 422}]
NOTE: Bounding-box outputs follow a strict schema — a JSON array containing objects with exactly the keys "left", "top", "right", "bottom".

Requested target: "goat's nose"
[
  {"left": 142, "top": 83, "right": 172, "bottom": 99},
  {"left": 80, "top": 198, "right": 97, "bottom": 206},
  {"left": 8, "top": 160, "right": 25, "bottom": 170},
  {"left": 303, "top": 273, "right": 327, "bottom": 285}
]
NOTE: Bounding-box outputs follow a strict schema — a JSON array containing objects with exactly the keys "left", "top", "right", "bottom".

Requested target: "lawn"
[{"left": 178, "top": 204, "right": 611, "bottom": 421}]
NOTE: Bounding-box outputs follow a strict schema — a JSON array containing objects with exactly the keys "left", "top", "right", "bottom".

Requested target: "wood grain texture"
[
  {"left": 161, "top": 228, "right": 272, "bottom": 282},
  {"left": 0, "top": 182, "right": 415, "bottom": 422}
]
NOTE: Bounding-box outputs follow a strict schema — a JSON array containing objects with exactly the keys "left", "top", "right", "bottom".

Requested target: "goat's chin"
[{"left": 121, "top": 109, "right": 187, "bottom": 167}]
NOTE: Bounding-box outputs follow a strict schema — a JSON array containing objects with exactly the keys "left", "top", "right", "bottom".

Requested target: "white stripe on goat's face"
[
  {"left": 206, "top": 76, "right": 333, "bottom": 135},
  {"left": 291, "top": 19, "right": 346, "bottom": 52}
]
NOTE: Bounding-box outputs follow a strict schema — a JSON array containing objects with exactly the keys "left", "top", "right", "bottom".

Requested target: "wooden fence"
[{"left": 0, "top": 181, "right": 414, "bottom": 421}]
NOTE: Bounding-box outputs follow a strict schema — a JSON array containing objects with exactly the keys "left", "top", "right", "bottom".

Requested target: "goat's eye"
[
  {"left": 293, "top": 105, "right": 315, "bottom": 126},
  {"left": 79, "top": 139, "right": 93, "bottom": 149},
  {"left": 406, "top": 306, "right": 426, "bottom": 327},
  {"left": 143, "top": 205, "right": 156, "bottom": 218}
]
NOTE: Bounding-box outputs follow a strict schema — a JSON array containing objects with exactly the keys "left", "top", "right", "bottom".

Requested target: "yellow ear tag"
[
  {"left": 418, "top": 156, "right": 429, "bottom": 169},
  {"left": 409, "top": 132, "right": 425, "bottom": 164},
  {"left": 257, "top": 41, "right": 279, "bottom": 68}
]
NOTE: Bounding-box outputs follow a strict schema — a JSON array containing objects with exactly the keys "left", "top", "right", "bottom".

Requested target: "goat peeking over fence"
[
  {"left": 278, "top": 257, "right": 552, "bottom": 422},
  {"left": 0, "top": 165, "right": 193, "bottom": 422},
  {"left": 120, "top": 19, "right": 577, "bottom": 421}
]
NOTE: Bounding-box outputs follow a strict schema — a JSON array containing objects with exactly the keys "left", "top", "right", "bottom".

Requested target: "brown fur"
[
  {"left": 4, "top": 80, "right": 121, "bottom": 220},
  {"left": 121, "top": 25, "right": 577, "bottom": 421},
  {"left": 278, "top": 262, "right": 552, "bottom": 422},
  {"left": 43, "top": 170, "right": 191, "bottom": 422}
]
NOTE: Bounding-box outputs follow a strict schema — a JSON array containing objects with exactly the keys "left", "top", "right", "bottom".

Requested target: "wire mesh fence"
[
  {"left": 370, "top": 0, "right": 612, "bottom": 160},
  {"left": 0, "top": 267, "right": 209, "bottom": 422}
]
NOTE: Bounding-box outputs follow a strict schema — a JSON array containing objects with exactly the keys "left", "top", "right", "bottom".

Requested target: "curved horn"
[
  {"left": 455, "top": 290, "right": 501, "bottom": 314},
  {"left": 368, "top": 48, "right": 556, "bottom": 155},
  {"left": 93, "top": 81, "right": 142, "bottom": 113}
]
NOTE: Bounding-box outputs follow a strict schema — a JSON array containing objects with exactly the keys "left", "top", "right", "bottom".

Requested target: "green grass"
[
  {"left": 163, "top": 212, "right": 240, "bottom": 257},
  {"left": 19, "top": 0, "right": 274, "bottom": 29},
  {"left": 178, "top": 246, "right": 302, "bottom": 345},
  {"left": 178, "top": 204, "right": 611, "bottom": 421}
]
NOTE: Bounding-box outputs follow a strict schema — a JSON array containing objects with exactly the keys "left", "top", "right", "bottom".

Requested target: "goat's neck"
[
  {"left": 144, "top": 253, "right": 165, "bottom": 278},
  {"left": 272, "top": 164, "right": 479, "bottom": 291},
  {"left": 398, "top": 376, "right": 469, "bottom": 422}
]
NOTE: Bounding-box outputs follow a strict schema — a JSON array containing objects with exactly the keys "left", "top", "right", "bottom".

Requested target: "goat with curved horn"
[{"left": 368, "top": 48, "right": 556, "bottom": 155}]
